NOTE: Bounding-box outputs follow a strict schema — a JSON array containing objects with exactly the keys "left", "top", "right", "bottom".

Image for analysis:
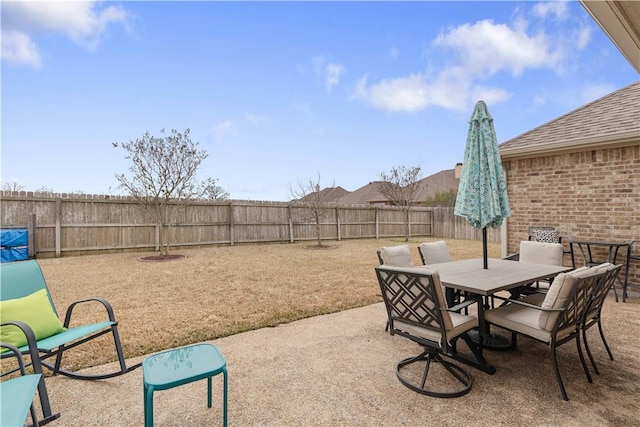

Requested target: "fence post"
[
  {"left": 229, "top": 201, "right": 235, "bottom": 246},
  {"left": 375, "top": 207, "right": 379, "bottom": 239},
  {"left": 28, "top": 213, "right": 36, "bottom": 258},
  {"left": 55, "top": 198, "right": 61, "bottom": 258},
  {"left": 336, "top": 207, "right": 341, "bottom": 241},
  {"left": 288, "top": 205, "right": 294, "bottom": 243}
]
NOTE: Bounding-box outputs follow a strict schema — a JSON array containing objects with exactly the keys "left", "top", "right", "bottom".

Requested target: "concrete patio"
[{"left": 40, "top": 294, "right": 639, "bottom": 426}]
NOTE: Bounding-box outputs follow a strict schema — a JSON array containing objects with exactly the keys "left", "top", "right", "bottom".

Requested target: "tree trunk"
[
  {"left": 316, "top": 216, "right": 322, "bottom": 247},
  {"left": 404, "top": 208, "right": 410, "bottom": 242}
]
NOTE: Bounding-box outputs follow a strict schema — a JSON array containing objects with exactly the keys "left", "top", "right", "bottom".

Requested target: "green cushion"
[{"left": 0, "top": 288, "right": 65, "bottom": 349}]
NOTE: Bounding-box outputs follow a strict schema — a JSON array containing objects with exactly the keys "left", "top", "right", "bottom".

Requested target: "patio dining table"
[{"left": 429, "top": 258, "right": 572, "bottom": 374}]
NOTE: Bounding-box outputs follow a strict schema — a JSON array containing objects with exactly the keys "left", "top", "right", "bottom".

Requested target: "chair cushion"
[
  {"left": 418, "top": 241, "right": 452, "bottom": 264},
  {"left": 379, "top": 245, "right": 413, "bottom": 267},
  {"left": 519, "top": 240, "right": 564, "bottom": 266},
  {"left": 485, "top": 303, "right": 552, "bottom": 342},
  {"left": 538, "top": 272, "right": 577, "bottom": 331},
  {"left": 0, "top": 288, "right": 65, "bottom": 349},
  {"left": 532, "top": 228, "right": 560, "bottom": 243}
]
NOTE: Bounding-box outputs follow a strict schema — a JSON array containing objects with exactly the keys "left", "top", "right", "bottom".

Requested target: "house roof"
[
  {"left": 334, "top": 181, "right": 388, "bottom": 205},
  {"left": 414, "top": 169, "right": 459, "bottom": 201},
  {"left": 294, "top": 186, "right": 349, "bottom": 203},
  {"left": 500, "top": 81, "right": 640, "bottom": 160}
]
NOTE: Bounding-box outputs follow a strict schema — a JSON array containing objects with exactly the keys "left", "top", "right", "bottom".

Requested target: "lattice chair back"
[
  {"left": 376, "top": 266, "right": 455, "bottom": 350},
  {"left": 374, "top": 265, "right": 478, "bottom": 398}
]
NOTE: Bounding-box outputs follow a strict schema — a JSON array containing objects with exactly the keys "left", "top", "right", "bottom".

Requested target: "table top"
[
  {"left": 143, "top": 343, "right": 226, "bottom": 388},
  {"left": 429, "top": 258, "right": 572, "bottom": 296},
  {"left": 569, "top": 239, "right": 630, "bottom": 247}
]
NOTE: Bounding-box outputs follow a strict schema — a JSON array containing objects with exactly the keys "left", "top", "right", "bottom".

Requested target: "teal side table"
[{"left": 143, "top": 343, "right": 228, "bottom": 426}]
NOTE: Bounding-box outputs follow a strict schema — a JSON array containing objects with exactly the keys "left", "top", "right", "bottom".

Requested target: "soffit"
[{"left": 580, "top": 0, "right": 640, "bottom": 73}]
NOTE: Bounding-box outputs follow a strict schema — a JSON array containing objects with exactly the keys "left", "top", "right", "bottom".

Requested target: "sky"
[{"left": 1, "top": 1, "right": 637, "bottom": 202}]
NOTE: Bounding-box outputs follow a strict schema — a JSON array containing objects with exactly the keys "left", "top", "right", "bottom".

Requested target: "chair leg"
[
  {"left": 550, "top": 345, "right": 569, "bottom": 401},
  {"left": 582, "top": 326, "right": 600, "bottom": 376},
  {"left": 575, "top": 331, "right": 593, "bottom": 383},
  {"left": 597, "top": 320, "right": 614, "bottom": 361}
]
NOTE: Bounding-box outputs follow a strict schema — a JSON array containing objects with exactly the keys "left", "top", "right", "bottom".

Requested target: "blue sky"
[{"left": 1, "top": 1, "right": 637, "bottom": 201}]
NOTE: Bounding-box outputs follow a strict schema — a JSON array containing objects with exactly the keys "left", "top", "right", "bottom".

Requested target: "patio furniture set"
[
  {"left": 376, "top": 239, "right": 625, "bottom": 401},
  {"left": 0, "top": 259, "right": 228, "bottom": 427}
]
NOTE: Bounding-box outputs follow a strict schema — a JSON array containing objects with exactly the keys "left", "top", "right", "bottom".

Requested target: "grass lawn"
[{"left": 36, "top": 237, "right": 500, "bottom": 370}]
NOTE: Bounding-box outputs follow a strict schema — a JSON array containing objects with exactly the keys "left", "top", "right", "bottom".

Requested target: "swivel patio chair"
[
  {"left": 375, "top": 265, "right": 484, "bottom": 398},
  {"left": 1, "top": 259, "right": 142, "bottom": 424},
  {"left": 485, "top": 267, "right": 607, "bottom": 401}
]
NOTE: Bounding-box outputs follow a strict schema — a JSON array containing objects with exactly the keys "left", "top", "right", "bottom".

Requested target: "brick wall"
[{"left": 504, "top": 144, "right": 640, "bottom": 287}]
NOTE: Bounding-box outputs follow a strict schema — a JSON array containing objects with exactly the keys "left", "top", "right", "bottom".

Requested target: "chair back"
[
  {"left": 375, "top": 265, "right": 452, "bottom": 347},
  {"left": 0, "top": 260, "right": 57, "bottom": 315},
  {"left": 377, "top": 245, "right": 413, "bottom": 267},
  {"left": 528, "top": 226, "right": 561, "bottom": 243},
  {"left": 519, "top": 240, "right": 564, "bottom": 266},
  {"left": 585, "top": 263, "right": 622, "bottom": 317},
  {"left": 538, "top": 268, "right": 606, "bottom": 334},
  {"left": 418, "top": 241, "right": 452, "bottom": 265}
]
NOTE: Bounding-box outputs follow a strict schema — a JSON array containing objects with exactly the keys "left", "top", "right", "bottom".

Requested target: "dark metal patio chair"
[
  {"left": 485, "top": 267, "right": 607, "bottom": 401},
  {"left": 375, "top": 265, "right": 484, "bottom": 398}
]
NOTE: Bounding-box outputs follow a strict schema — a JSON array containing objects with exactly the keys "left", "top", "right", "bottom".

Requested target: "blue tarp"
[
  {"left": 0, "top": 229, "right": 29, "bottom": 262},
  {"left": 1, "top": 247, "right": 29, "bottom": 263}
]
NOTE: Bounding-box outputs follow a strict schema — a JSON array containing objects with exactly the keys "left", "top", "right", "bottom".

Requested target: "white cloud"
[
  {"left": 367, "top": 74, "right": 429, "bottom": 112},
  {"left": 325, "top": 62, "right": 345, "bottom": 92},
  {"left": 312, "top": 55, "right": 345, "bottom": 93},
  {"left": 433, "top": 19, "right": 562, "bottom": 77},
  {"left": 352, "top": 66, "right": 511, "bottom": 113},
  {"left": 1, "top": 1, "right": 131, "bottom": 67},
  {"left": 1, "top": 30, "right": 41, "bottom": 67},
  {"left": 532, "top": 1, "right": 569, "bottom": 20}
]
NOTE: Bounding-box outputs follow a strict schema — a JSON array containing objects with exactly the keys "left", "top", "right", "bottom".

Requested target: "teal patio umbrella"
[{"left": 455, "top": 100, "right": 511, "bottom": 269}]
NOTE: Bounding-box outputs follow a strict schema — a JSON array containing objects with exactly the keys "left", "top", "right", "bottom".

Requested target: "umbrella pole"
[{"left": 482, "top": 227, "right": 488, "bottom": 269}]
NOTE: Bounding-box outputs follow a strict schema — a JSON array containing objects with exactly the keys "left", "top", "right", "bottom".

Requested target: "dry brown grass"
[{"left": 36, "top": 238, "right": 500, "bottom": 371}]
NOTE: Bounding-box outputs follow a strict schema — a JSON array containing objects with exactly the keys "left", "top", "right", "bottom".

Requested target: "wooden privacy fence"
[{"left": 0, "top": 192, "right": 499, "bottom": 257}]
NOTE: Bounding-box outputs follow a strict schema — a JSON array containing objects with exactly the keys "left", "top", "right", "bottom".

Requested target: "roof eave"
[{"left": 500, "top": 130, "right": 640, "bottom": 161}]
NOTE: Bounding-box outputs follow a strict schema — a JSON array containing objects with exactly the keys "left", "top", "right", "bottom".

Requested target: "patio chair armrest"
[
  {"left": 63, "top": 297, "right": 117, "bottom": 328},
  {"left": 446, "top": 295, "right": 481, "bottom": 313},
  {"left": 494, "top": 297, "right": 565, "bottom": 312},
  {"left": 0, "top": 321, "right": 43, "bottom": 376},
  {"left": 0, "top": 342, "right": 29, "bottom": 376}
]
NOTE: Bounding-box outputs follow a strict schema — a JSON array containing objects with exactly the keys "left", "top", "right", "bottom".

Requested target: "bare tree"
[
  {"left": 202, "top": 178, "right": 230, "bottom": 200},
  {"left": 1, "top": 181, "right": 26, "bottom": 192},
  {"left": 378, "top": 165, "right": 423, "bottom": 242},
  {"left": 114, "top": 128, "right": 227, "bottom": 256},
  {"left": 289, "top": 174, "right": 334, "bottom": 248}
]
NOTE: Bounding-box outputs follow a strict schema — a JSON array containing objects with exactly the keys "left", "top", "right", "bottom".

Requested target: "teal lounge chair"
[{"left": 1, "top": 259, "right": 141, "bottom": 425}]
